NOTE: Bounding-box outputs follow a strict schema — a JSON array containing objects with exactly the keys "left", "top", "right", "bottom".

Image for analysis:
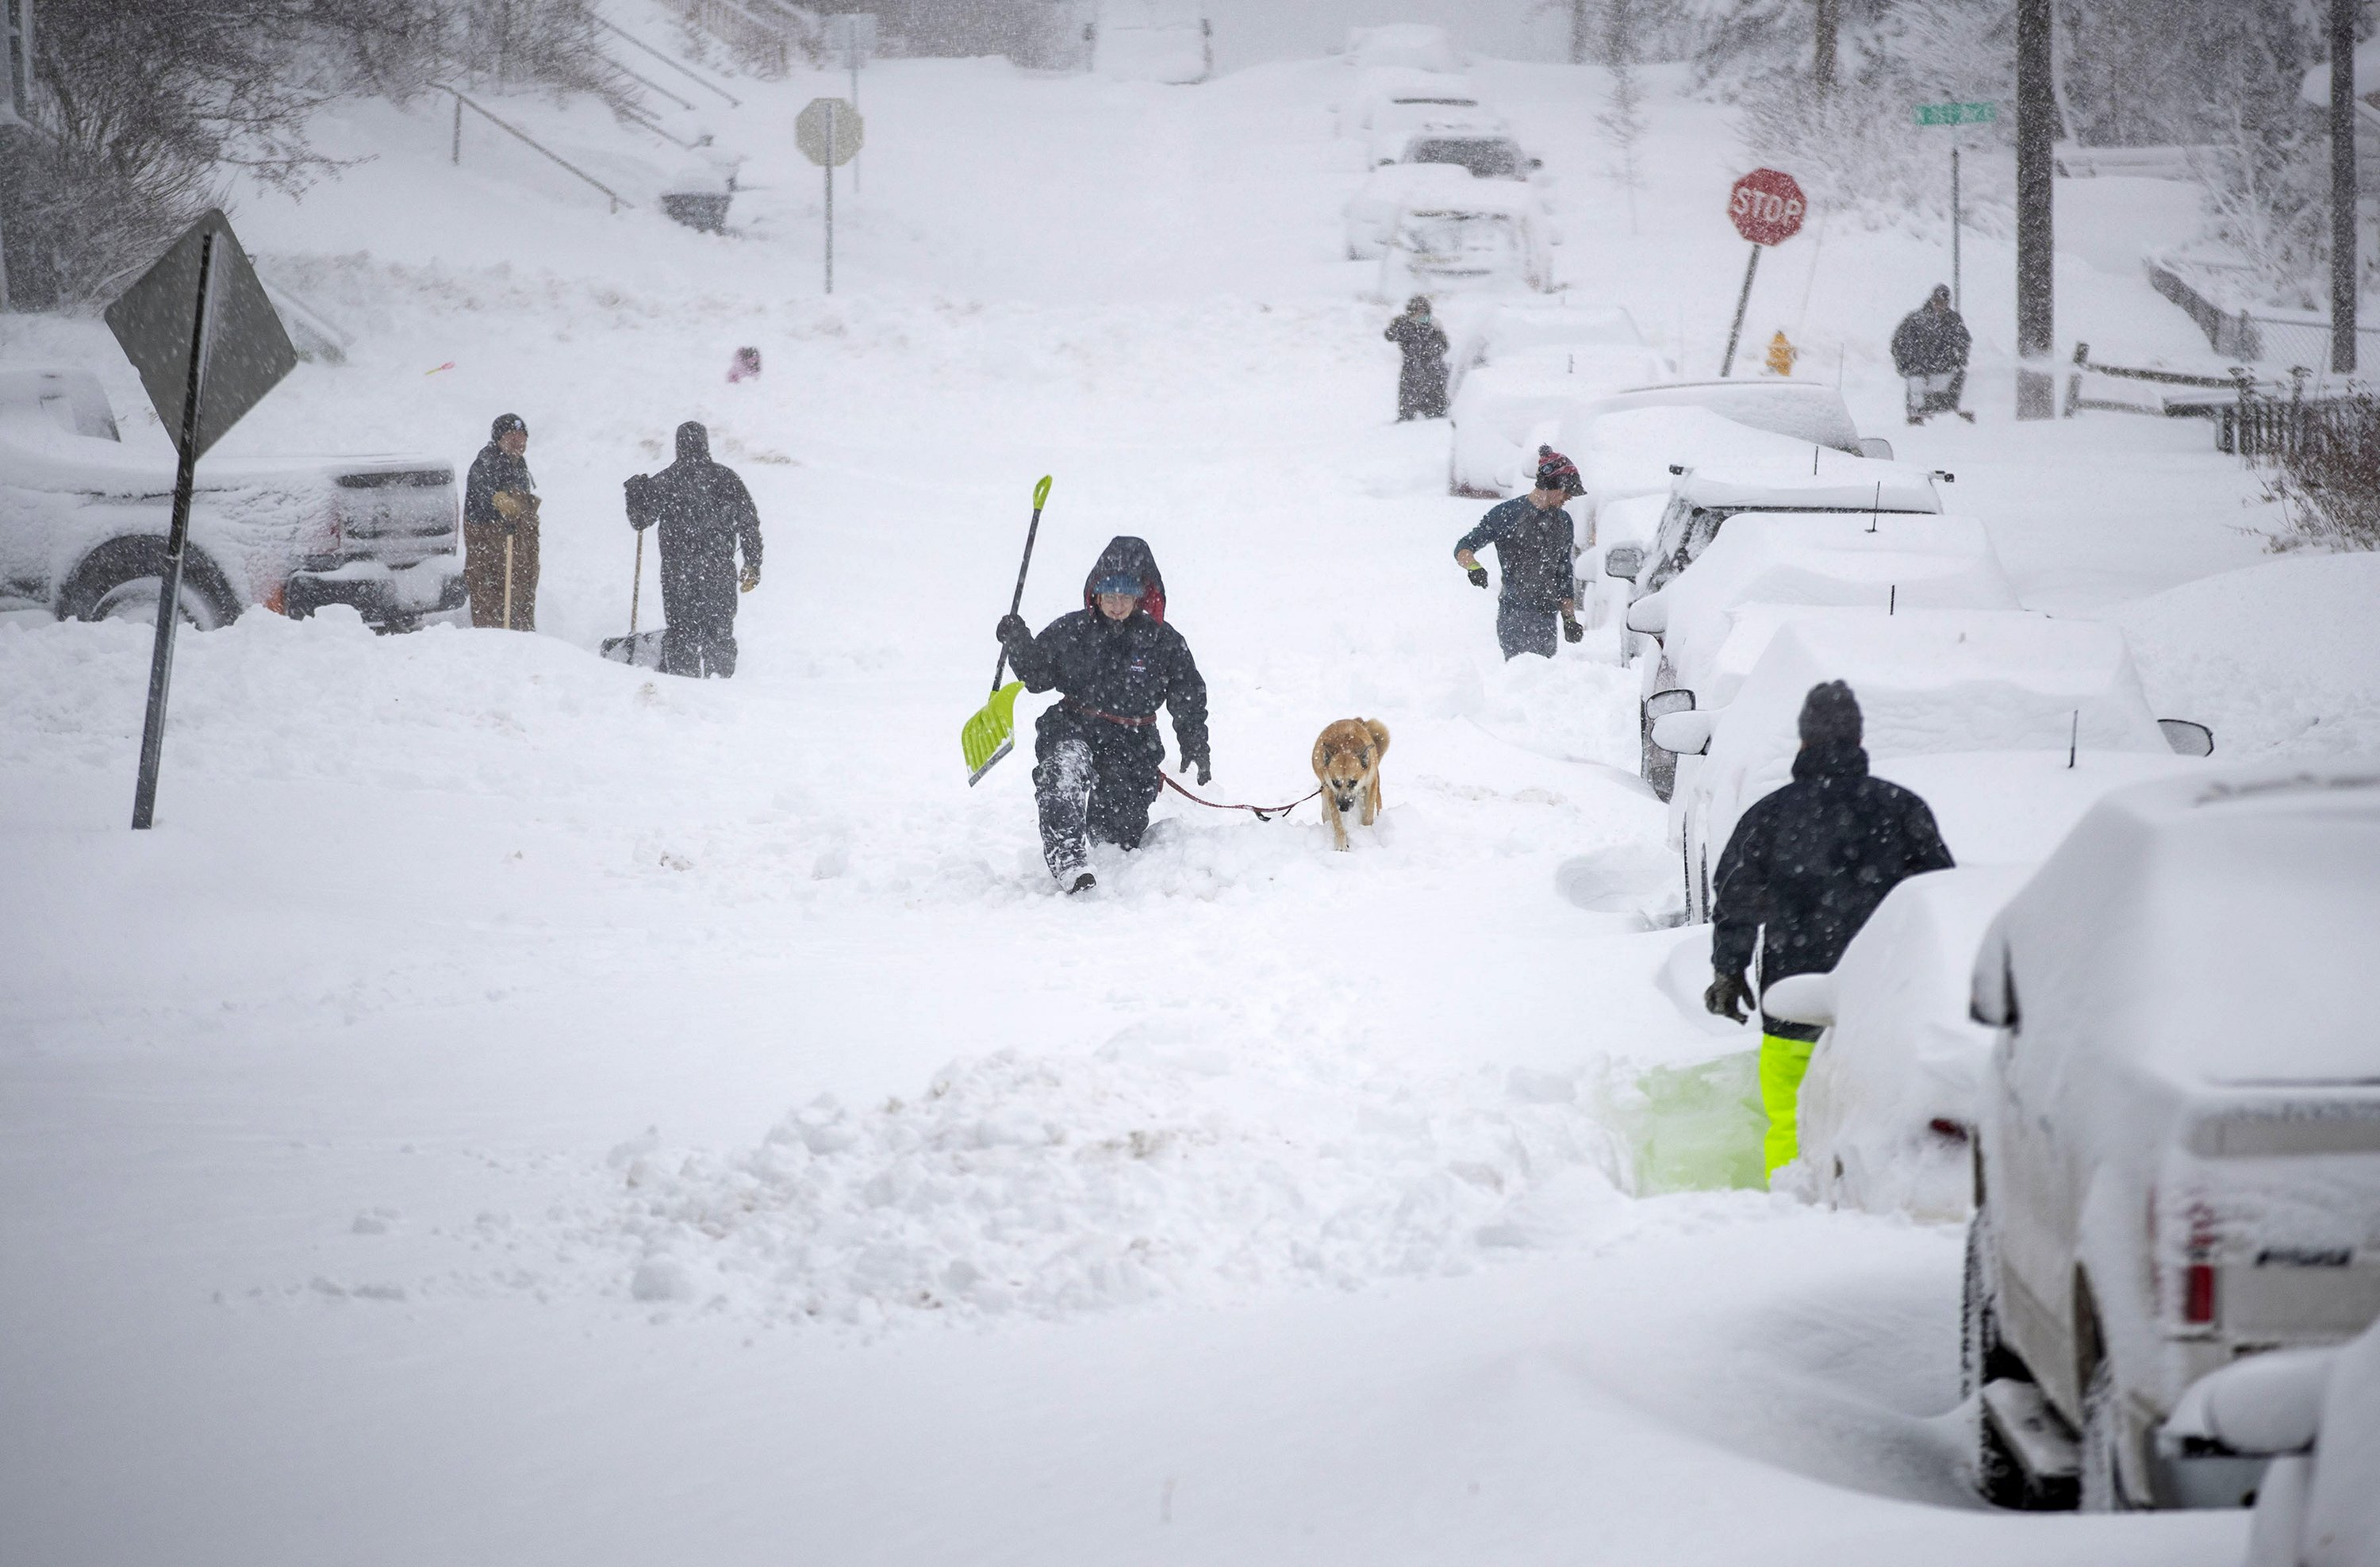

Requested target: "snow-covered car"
[
  {"left": 1656, "top": 610, "right": 2200, "bottom": 922},
  {"left": 0, "top": 366, "right": 464, "bottom": 631},
  {"left": 2162, "top": 1315, "right": 2380, "bottom": 1562},
  {"left": 1365, "top": 106, "right": 1511, "bottom": 171},
  {"left": 1092, "top": 0, "right": 1211, "bottom": 83},
  {"left": 1343, "top": 163, "right": 1488, "bottom": 260},
  {"left": 1963, "top": 763, "right": 2380, "bottom": 1512},
  {"left": 1343, "top": 23, "right": 1464, "bottom": 74},
  {"left": 1764, "top": 864, "right": 2034, "bottom": 1223},
  {"left": 1446, "top": 344, "right": 1672, "bottom": 497},
  {"left": 1629, "top": 455, "right": 1949, "bottom": 597},
  {"left": 1445, "top": 301, "right": 1649, "bottom": 388},
  {"left": 1376, "top": 186, "right": 1558, "bottom": 299},
  {"left": 1577, "top": 491, "right": 1666, "bottom": 630},
  {"left": 1333, "top": 68, "right": 1483, "bottom": 140},
  {"left": 1378, "top": 128, "right": 1537, "bottom": 181},
  {"left": 1556, "top": 378, "right": 1879, "bottom": 467}
]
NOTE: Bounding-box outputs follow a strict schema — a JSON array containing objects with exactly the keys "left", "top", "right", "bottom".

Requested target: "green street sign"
[{"left": 1915, "top": 102, "right": 1998, "bottom": 126}]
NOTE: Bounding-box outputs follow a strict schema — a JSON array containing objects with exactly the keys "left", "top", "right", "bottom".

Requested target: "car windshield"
[{"left": 1408, "top": 138, "right": 1524, "bottom": 179}]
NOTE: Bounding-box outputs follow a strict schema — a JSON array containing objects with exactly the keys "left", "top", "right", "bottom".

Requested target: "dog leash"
[{"left": 1160, "top": 773, "right": 1321, "bottom": 822}]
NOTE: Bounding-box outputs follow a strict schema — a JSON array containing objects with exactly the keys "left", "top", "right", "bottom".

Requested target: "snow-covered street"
[{"left": 2, "top": 34, "right": 2365, "bottom": 1567}]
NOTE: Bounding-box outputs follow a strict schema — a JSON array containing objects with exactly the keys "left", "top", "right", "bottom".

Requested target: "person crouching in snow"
[
  {"left": 629, "top": 421, "right": 762, "bottom": 678},
  {"left": 1453, "top": 445, "right": 1586, "bottom": 659},
  {"left": 1705, "top": 681, "right": 1954, "bottom": 1182},
  {"left": 996, "top": 538, "right": 1211, "bottom": 895}
]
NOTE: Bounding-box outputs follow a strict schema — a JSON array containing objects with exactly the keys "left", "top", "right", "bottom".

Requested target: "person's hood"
[
  {"left": 1081, "top": 536, "right": 1167, "bottom": 624},
  {"left": 675, "top": 421, "right": 710, "bottom": 463}
]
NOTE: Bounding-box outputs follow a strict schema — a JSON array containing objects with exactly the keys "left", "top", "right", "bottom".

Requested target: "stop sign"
[{"left": 1728, "top": 168, "right": 1806, "bottom": 246}]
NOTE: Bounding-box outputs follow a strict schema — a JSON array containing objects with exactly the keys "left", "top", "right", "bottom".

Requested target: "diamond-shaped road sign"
[
  {"left": 797, "top": 98, "right": 862, "bottom": 167},
  {"left": 105, "top": 209, "right": 296, "bottom": 462}
]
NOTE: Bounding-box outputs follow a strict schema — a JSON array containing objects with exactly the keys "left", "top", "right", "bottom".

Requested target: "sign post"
[
  {"left": 822, "top": 14, "right": 876, "bottom": 194},
  {"left": 102, "top": 209, "right": 297, "bottom": 829},
  {"left": 0, "top": 0, "right": 36, "bottom": 313},
  {"left": 1720, "top": 168, "right": 1806, "bottom": 377},
  {"left": 796, "top": 97, "right": 863, "bottom": 296},
  {"left": 1914, "top": 102, "right": 1995, "bottom": 312}
]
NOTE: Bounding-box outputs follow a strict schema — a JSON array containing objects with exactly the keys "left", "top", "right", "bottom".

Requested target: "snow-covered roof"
[
  {"left": 1566, "top": 404, "right": 1836, "bottom": 513},
  {"left": 1675, "top": 451, "right": 1943, "bottom": 515},
  {"left": 1654, "top": 515, "right": 2017, "bottom": 695},
  {"left": 1977, "top": 763, "right": 2380, "bottom": 1087},
  {"left": 1476, "top": 303, "right": 1647, "bottom": 358},
  {"left": 1580, "top": 379, "right": 1865, "bottom": 454}
]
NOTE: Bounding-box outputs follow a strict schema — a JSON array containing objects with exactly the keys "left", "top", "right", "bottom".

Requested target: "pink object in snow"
[{"left": 727, "top": 347, "right": 762, "bottom": 382}]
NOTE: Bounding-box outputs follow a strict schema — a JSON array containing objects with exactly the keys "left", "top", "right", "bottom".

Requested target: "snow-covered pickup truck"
[
  {"left": 1963, "top": 765, "right": 2380, "bottom": 1514},
  {"left": 0, "top": 366, "right": 463, "bottom": 631}
]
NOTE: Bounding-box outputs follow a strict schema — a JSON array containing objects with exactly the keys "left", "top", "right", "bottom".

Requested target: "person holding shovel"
[
  {"left": 996, "top": 537, "right": 1209, "bottom": 895},
  {"left": 464, "top": 413, "right": 539, "bottom": 631},
  {"left": 628, "top": 421, "right": 762, "bottom": 679}
]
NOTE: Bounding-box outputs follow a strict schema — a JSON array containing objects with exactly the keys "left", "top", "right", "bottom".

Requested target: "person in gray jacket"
[{"left": 1453, "top": 445, "right": 1585, "bottom": 659}]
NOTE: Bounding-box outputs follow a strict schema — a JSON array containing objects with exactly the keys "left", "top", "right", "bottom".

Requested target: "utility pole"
[
  {"left": 2014, "top": 0, "right": 2056, "bottom": 419},
  {"left": 2330, "top": 0, "right": 2358, "bottom": 375},
  {"left": 1814, "top": 0, "right": 1837, "bottom": 91},
  {"left": 1570, "top": 0, "right": 1589, "bottom": 66}
]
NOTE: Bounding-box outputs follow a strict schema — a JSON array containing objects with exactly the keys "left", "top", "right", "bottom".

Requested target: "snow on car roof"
[
  {"left": 1397, "top": 181, "right": 1542, "bottom": 220},
  {"left": 1675, "top": 451, "right": 1944, "bottom": 514},
  {"left": 1979, "top": 763, "right": 2380, "bottom": 1086},
  {"left": 1876, "top": 750, "right": 2214, "bottom": 867},
  {"left": 1656, "top": 515, "right": 2017, "bottom": 695},
  {"left": 1580, "top": 379, "right": 1864, "bottom": 454},
  {"left": 1568, "top": 405, "right": 1821, "bottom": 507},
  {"left": 1355, "top": 162, "right": 1486, "bottom": 201},
  {"left": 1712, "top": 609, "right": 2168, "bottom": 774},
  {"left": 1476, "top": 303, "right": 1648, "bottom": 357}
]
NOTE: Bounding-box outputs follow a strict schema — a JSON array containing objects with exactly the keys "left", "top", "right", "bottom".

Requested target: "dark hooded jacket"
[
  {"left": 465, "top": 415, "right": 535, "bottom": 528},
  {"left": 1891, "top": 303, "right": 1971, "bottom": 377},
  {"left": 1455, "top": 496, "right": 1576, "bottom": 613},
  {"left": 1002, "top": 536, "right": 1209, "bottom": 763},
  {"left": 631, "top": 422, "right": 762, "bottom": 627},
  {"left": 1385, "top": 310, "right": 1450, "bottom": 417},
  {"left": 1710, "top": 739, "right": 1955, "bottom": 1038}
]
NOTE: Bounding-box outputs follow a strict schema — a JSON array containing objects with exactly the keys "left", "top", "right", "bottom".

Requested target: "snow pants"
[
  {"left": 1033, "top": 709, "right": 1164, "bottom": 881},
  {"left": 464, "top": 520, "right": 539, "bottom": 631},
  {"left": 658, "top": 546, "right": 738, "bottom": 678},
  {"left": 1496, "top": 600, "right": 1558, "bottom": 660},
  {"left": 1759, "top": 1033, "right": 1818, "bottom": 1179},
  {"left": 1398, "top": 363, "right": 1449, "bottom": 421}
]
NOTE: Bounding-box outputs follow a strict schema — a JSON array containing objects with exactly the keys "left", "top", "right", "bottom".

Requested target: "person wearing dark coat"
[
  {"left": 1453, "top": 445, "right": 1585, "bottom": 659},
  {"left": 996, "top": 537, "right": 1211, "bottom": 894},
  {"left": 1891, "top": 285, "right": 1973, "bottom": 425},
  {"left": 625, "top": 421, "right": 763, "bottom": 678},
  {"left": 1384, "top": 295, "right": 1450, "bottom": 421},
  {"left": 1705, "top": 681, "right": 1956, "bottom": 1178},
  {"left": 464, "top": 413, "right": 539, "bottom": 630}
]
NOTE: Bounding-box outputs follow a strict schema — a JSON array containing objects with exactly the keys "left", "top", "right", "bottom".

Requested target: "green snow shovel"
[{"left": 962, "top": 474, "right": 1053, "bottom": 785}]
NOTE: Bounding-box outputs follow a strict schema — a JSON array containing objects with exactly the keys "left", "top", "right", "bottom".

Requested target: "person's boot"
[{"left": 1066, "top": 871, "right": 1096, "bottom": 895}]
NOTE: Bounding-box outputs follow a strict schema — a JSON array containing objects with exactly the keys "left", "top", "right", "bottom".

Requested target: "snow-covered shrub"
[{"left": 2263, "top": 394, "right": 2380, "bottom": 554}]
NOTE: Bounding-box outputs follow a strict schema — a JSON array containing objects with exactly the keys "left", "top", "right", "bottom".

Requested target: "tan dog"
[{"left": 1312, "top": 718, "right": 1391, "bottom": 851}]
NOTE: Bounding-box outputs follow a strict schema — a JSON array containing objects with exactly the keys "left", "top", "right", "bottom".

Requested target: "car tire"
[
  {"left": 2078, "top": 1356, "right": 2136, "bottom": 1512},
  {"left": 60, "top": 538, "right": 236, "bottom": 631}
]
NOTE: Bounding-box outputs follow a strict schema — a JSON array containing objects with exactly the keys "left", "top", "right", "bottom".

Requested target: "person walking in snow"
[
  {"left": 464, "top": 413, "right": 539, "bottom": 631},
  {"left": 996, "top": 538, "right": 1210, "bottom": 895},
  {"left": 1705, "top": 681, "right": 1955, "bottom": 1181},
  {"left": 1891, "top": 285, "right": 1973, "bottom": 425},
  {"left": 1385, "top": 295, "right": 1450, "bottom": 421},
  {"left": 1453, "top": 445, "right": 1586, "bottom": 659},
  {"left": 625, "top": 421, "right": 763, "bottom": 678}
]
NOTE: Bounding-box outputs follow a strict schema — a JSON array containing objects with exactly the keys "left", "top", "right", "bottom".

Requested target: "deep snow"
[{"left": 2, "top": 25, "right": 2363, "bottom": 1567}]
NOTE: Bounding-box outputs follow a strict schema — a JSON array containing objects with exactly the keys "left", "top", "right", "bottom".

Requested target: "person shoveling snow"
[
  {"left": 1891, "top": 286, "right": 1973, "bottom": 425},
  {"left": 996, "top": 537, "right": 1211, "bottom": 894},
  {"left": 620, "top": 422, "right": 764, "bottom": 679}
]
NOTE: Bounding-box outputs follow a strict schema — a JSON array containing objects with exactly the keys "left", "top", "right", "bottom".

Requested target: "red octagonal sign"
[{"left": 1729, "top": 167, "right": 1807, "bottom": 246}]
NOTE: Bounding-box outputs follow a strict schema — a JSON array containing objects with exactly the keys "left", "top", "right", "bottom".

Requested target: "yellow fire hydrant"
[{"left": 1764, "top": 330, "right": 1798, "bottom": 378}]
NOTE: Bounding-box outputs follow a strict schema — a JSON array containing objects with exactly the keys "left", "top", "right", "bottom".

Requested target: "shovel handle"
[
  {"left": 629, "top": 529, "right": 644, "bottom": 634},
  {"left": 989, "top": 476, "right": 1052, "bottom": 696}
]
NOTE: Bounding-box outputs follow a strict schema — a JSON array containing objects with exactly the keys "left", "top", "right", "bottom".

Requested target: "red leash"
[{"left": 1161, "top": 773, "right": 1320, "bottom": 822}]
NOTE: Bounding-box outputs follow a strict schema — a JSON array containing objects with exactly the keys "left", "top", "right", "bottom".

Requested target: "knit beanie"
[{"left": 1798, "top": 681, "right": 1864, "bottom": 747}]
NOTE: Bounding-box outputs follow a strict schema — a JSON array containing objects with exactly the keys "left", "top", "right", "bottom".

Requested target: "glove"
[
  {"left": 1466, "top": 565, "right": 1490, "bottom": 590},
  {"left": 1178, "top": 749, "right": 1211, "bottom": 786},
  {"left": 1562, "top": 613, "right": 1583, "bottom": 644},
  {"left": 1704, "top": 971, "right": 1753, "bottom": 1024},
  {"left": 739, "top": 564, "right": 760, "bottom": 593},
  {"left": 996, "top": 613, "right": 1031, "bottom": 650}
]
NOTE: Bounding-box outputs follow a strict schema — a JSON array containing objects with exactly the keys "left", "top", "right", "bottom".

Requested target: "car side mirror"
[
  {"left": 2159, "top": 719, "right": 2214, "bottom": 758},
  {"left": 1624, "top": 590, "right": 1668, "bottom": 636},
  {"left": 1858, "top": 436, "right": 1895, "bottom": 461},
  {"left": 1761, "top": 972, "right": 1836, "bottom": 1028},
  {"left": 1529, "top": 156, "right": 1544, "bottom": 170},
  {"left": 1603, "top": 543, "right": 1644, "bottom": 580},
  {"left": 1969, "top": 944, "right": 2018, "bottom": 1028},
  {"left": 1649, "top": 709, "right": 1713, "bottom": 755}
]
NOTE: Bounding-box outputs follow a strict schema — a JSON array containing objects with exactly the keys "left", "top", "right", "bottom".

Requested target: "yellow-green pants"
[{"left": 1759, "top": 1034, "right": 1818, "bottom": 1180}]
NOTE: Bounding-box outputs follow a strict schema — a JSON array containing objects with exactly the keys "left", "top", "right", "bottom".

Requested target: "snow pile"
[{"left": 588, "top": 1034, "right": 1634, "bottom": 1323}]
